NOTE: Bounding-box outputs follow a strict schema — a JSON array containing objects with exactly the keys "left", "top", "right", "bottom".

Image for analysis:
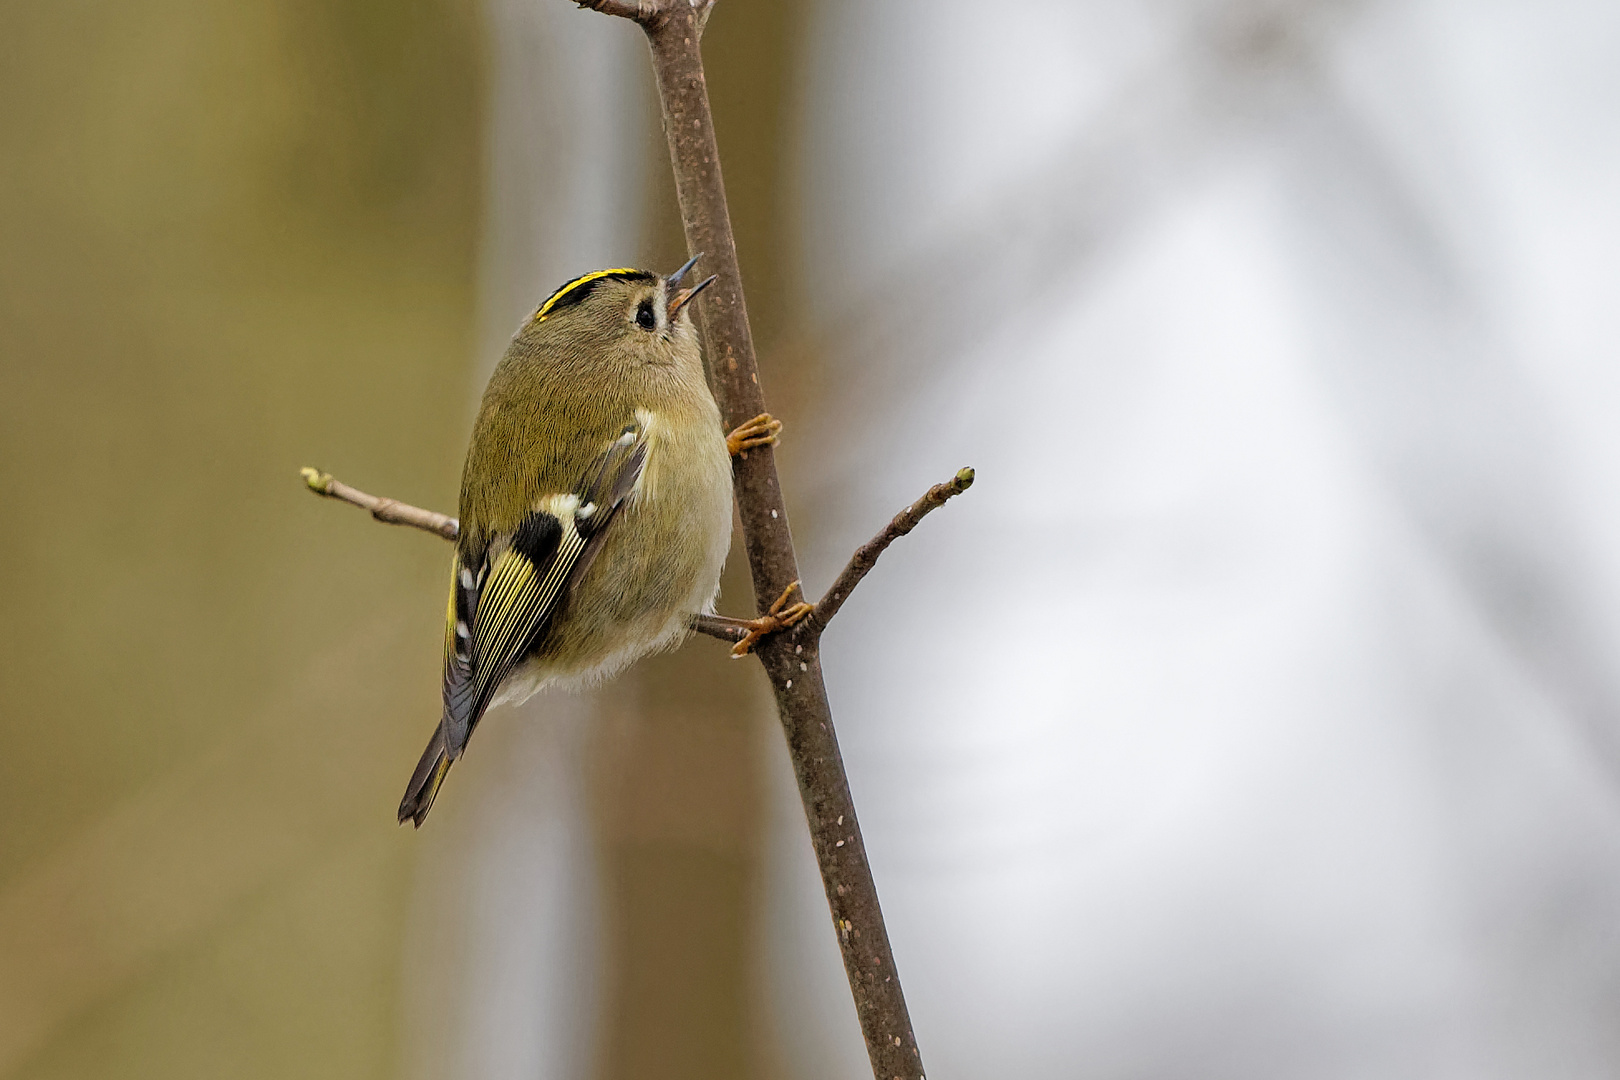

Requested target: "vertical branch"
[
  {"left": 577, "top": 3, "right": 929, "bottom": 1077},
  {"left": 642, "top": 7, "right": 800, "bottom": 603}
]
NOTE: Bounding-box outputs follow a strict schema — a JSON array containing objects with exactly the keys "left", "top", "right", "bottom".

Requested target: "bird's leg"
[
  {"left": 730, "top": 579, "right": 813, "bottom": 656},
  {"left": 726, "top": 412, "right": 782, "bottom": 457},
  {"left": 690, "top": 580, "right": 813, "bottom": 657}
]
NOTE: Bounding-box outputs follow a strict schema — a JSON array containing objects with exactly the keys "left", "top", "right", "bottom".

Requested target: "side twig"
[
  {"left": 809, "top": 467, "right": 974, "bottom": 633},
  {"left": 300, "top": 467, "right": 460, "bottom": 541},
  {"left": 688, "top": 612, "right": 748, "bottom": 643}
]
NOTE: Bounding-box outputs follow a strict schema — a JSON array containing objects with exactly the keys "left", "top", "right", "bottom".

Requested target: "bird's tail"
[{"left": 398, "top": 723, "right": 452, "bottom": 827}]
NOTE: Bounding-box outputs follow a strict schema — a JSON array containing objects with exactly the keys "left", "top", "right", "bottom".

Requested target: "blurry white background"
[{"left": 771, "top": 0, "right": 1620, "bottom": 1077}]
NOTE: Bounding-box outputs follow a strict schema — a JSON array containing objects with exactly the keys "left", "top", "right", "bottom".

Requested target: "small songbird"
[{"left": 398, "top": 257, "right": 782, "bottom": 826}]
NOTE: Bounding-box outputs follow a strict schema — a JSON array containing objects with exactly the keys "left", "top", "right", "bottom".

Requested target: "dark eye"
[{"left": 635, "top": 301, "right": 656, "bottom": 330}]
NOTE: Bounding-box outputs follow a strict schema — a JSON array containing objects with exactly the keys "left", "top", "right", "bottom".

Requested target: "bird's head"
[{"left": 517, "top": 257, "right": 717, "bottom": 374}]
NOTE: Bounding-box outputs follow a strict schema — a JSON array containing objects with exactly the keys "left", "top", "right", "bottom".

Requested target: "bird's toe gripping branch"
[
  {"left": 687, "top": 580, "right": 814, "bottom": 657},
  {"left": 728, "top": 580, "right": 813, "bottom": 657},
  {"left": 726, "top": 413, "right": 782, "bottom": 457}
]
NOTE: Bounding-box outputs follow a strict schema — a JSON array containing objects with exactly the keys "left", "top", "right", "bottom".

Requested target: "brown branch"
[
  {"left": 581, "top": 3, "right": 938, "bottom": 1077},
  {"left": 573, "top": 0, "right": 714, "bottom": 32},
  {"left": 810, "top": 467, "right": 975, "bottom": 632},
  {"left": 573, "top": 0, "right": 652, "bottom": 21},
  {"left": 300, "top": 467, "right": 460, "bottom": 542},
  {"left": 686, "top": 612, "right": 748, "bottom": 643}
]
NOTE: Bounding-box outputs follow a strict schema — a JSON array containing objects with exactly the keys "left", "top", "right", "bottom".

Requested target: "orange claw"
[
  {"left": 726, "top": 413, "right": 782, "bottom": 457},
  {"left": 731, "top": 579, "right": 813, "bottom": 657}
]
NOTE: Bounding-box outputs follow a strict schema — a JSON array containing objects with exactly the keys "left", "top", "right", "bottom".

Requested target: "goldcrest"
[{"left": 399, "top": 257, "right": 728, "bottom": 826}]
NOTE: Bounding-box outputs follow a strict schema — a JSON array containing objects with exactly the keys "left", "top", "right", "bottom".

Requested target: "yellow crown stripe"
[{"left": 532, "top": 268, "right": 646, "bottom": 322}]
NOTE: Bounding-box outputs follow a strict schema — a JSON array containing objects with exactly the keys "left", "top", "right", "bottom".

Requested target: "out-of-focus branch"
[
  {"left": 300, "top": 467, "right": 460, "bottom": 542},
  {"left": 809, "top": 467, "right": 974, "bottom": 632}
]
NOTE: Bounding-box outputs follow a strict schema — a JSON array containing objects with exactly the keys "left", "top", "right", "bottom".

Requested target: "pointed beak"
[
  {"left": 666, "top": 252, "right": 703, "bottom": 289},
  {"left": 667, "top": 273, "right": 718, "bottom": 319}
]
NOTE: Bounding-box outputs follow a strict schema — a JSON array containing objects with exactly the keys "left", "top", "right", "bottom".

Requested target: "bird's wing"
[{"left": 441, "top": 422, "right": 648, "bottom": 758}]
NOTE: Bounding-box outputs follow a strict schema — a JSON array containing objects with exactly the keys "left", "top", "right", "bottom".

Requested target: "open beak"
[{"left": 667, "top": 272, "right": 718, "bottom": 319}]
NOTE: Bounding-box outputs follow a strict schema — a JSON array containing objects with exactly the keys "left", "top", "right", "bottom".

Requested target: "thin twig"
[
  {"left": 687, "top": 612, "right": 748, "bottom": 643},
  {"left": 574, "top": 0, "right": 651, "bottom": 22},
  {"left": 300, "top": 467, "right": 460, "bottom": 542},
  {"left": 573, "top": 0, "right": 714, "bottom": 32},
  {"left": 809, "top": 467, "right": 975, "bottom": 632}
]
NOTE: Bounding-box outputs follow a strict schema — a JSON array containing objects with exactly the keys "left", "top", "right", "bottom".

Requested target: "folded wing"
[{"left": 399, "top": 422, "right": 648, "bottom": 825}]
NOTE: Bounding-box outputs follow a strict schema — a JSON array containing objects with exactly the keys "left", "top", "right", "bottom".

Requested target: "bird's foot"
[
  {"left": 730, "top": 580, "right": 812, "bottom": 657},
  {"left": 726, "top": 413, "right": 782, "bottom": 457}
]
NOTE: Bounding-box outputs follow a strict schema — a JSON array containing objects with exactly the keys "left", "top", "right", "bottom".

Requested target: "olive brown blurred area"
[
  {"left": 0, "top": 0, "right": 809, "bottom": 1076},
  {"left": 0, "top": 0, "right": 483, "bottom": 1075}
]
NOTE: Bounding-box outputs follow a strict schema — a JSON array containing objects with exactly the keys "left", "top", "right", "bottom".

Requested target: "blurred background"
[{"left": 3, "top": 0, "right": 1620, "bottom": 1077}]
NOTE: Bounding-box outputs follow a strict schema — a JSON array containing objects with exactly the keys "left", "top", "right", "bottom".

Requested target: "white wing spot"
[
  {"left": 455, "top": 620, "right": 470, "bottom": 639},
  {"left": 459, "top": 567, "right": 475, "bottom": 589},
  {"left": 538, "top": 492, "right": 581, "bottom": 521}
]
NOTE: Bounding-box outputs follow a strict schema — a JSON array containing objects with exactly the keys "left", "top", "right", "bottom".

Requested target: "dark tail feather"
[{"left": 398, "top": 723, "right": 452, "bottom": 827}]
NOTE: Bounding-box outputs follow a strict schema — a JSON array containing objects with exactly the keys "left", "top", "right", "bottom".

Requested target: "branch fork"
[
  {"left": 301, "top": 465, "right": 970, "bottom": 648},
  {"left": 576, "top": 0, "right": 714, "bottom": 34}
]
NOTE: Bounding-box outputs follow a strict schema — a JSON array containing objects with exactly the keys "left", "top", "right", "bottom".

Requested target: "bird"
[{"left": 397, "top": 257, "right": 796, "bottom": 826}]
